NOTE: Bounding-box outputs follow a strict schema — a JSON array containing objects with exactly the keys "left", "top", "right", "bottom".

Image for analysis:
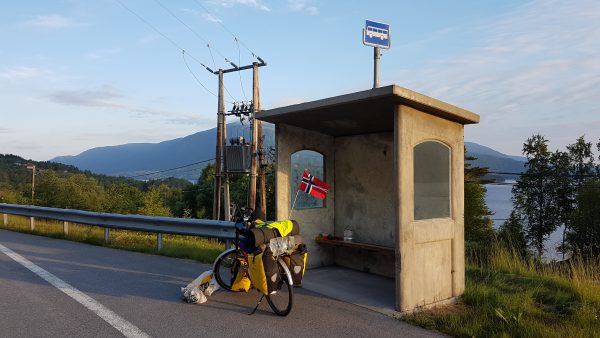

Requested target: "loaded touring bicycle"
[{"left": 213, "top": 207, "right": 307, "bottom": 316}]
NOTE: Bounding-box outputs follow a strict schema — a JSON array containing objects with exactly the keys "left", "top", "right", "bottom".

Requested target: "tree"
[
  {"left": 464, "top": 151, "right": 495, "bottom": 256},
  {"left": 139, "top": 184, "right": 172, "bottom": 216},
  {"left": 106, "top": 183, "right": 144, "bottom": 214},
  {"left": 555, "top": 136, "right": 596, "bottom": 256},
  {"left": 512, "top": 134, "right": 561, "bottom": 257},
  {"left": 498, "top": 210, "right": 528, "bottom": 258},
  {"left": 566, "top": 180, "right": 600, "bottom": 256},
  {"left": 36, "top": 171, "right": 107, "bottom": 211},
  {"left": 568, "top": 136, "right": 595, "bottom": 184},
  {"left": 0, "top": 183, "right": 25, "bottom": 204},
  {"left": 195, "top": 164, "right": 215, "bottom": 219},
  {"left": 550, "top": 150, "right": 573, "bottom": 258}
]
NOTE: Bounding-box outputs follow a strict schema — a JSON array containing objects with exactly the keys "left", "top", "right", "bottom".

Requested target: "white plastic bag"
[{"left": 181, "top": 270, "right": 214, "bottom": 304}]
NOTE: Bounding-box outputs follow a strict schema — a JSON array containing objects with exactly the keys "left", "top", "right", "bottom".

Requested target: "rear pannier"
[
  {"left": 284, "top": 244, "right": 308, "bottom": 286},
  {"left": 248, "top": 249, "right": 279, "bottom": 295}
]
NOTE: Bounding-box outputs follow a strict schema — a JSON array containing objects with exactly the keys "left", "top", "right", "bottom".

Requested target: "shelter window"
[
  {"left": 413, "top": 141, "right": 450, "bottom": 220},
  {"left": 291, "top": 150, "right": 325, "bottom": 209}
]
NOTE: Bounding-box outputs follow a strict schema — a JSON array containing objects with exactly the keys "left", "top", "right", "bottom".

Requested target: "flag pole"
[{"left": 289, "top": 190, "right": 300, "bottom": 219}]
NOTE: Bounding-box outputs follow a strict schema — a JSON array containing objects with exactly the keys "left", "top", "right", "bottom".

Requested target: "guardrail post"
[
  {"left": 63, "top": 221, "right": 69, "bottom": 235},
  {"left": 30, "top": 217, "right": 35, "bottom": 231},
  {"left": 225, "top": 239, "right": 232, "bottom": 249},
  {"left": 104, "top": 228, "right": 110, "bottom": 243},
  {"left": 157, "top": 233, "right": 163, "bottom": 251},
  {"left": 3, "top": 214, "right": 7, "bottom": 226}
]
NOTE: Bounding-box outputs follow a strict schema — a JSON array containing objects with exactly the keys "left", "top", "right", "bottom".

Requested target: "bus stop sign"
[{"left": 363, "top": 20, "right": 390, "bottom": 49}]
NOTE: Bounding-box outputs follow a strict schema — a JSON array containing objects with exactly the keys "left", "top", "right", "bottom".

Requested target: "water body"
[{"left": 484, "top": 183, "right": 565, "bottom": 261}]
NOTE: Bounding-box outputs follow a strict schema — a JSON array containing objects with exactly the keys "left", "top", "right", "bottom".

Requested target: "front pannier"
[{"left": 231, "top": 258, "right": 251, "bottom": 292}]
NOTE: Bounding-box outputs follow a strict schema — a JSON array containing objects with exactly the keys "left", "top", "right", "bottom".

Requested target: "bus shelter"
[{"left": 256, "top": 85, "right": 479, "bottom": 312}]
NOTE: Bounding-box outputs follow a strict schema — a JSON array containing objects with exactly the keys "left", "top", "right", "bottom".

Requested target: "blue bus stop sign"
[{"left": 363, "top": 20, "right": 390, "bottom": 49}]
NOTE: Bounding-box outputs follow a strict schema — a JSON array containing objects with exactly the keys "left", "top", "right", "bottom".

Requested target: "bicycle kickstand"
[{"left": 248, "top": 294, "right": 265, "bottom": 315}]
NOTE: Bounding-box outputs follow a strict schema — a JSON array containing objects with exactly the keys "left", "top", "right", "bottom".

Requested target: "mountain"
[
  {"left": 465, "top": 142, "right": 526, "bottom": 181},
  {"left": 51, "top": 126, "right": 521, "bottom": 182},
  {"left": 51, "top": 122, "right": 275, "bottom": 181}
]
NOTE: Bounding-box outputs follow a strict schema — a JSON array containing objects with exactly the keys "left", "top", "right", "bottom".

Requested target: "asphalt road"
[{"left": 0, "top": 229, "right": 441, "bottom": 338}]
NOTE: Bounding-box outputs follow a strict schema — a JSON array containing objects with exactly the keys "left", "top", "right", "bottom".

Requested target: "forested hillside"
[{"left": 0, "top": 154, "right": 275, "bottom": 220}]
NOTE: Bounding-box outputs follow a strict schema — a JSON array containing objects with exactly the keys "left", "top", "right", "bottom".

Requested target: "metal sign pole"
[
  {"left": 363, "top": 20, "right": 389, "bottom": 88},
  {"left": 373, "top": 47, "right": 380, "bottom": 88}
]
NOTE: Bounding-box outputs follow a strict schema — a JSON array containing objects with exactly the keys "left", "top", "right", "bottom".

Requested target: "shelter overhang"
[{"left": 257, "top": 85, "right": 480, "bottom": 137}]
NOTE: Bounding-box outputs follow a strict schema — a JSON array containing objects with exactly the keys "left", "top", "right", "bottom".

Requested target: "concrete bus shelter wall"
[
  {"left": 395, "top": 104, "right": 465, "bottom": 311},
  {"left": 334, "top": 132, "right": 395, "bottom": 247},
  {"left": 275, "top": 123, "right": 335, "bottom": 268},
  {"left": 260, "top": 85, "right": 478, "bottom": 313},
  {"left": 334, "top": 133, "right": 396, "bottom": 277}
]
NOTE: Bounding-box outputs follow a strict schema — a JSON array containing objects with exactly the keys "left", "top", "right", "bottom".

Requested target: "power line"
[
  {"left": 182, "top": 51, "right": 219, "bottom": 99},
  {"left": 115, "top": 0, "right": 218, "bottom": 98},
  {"left": 152, "top": 0, "right": 228, "bottom": 62},
  {"left": 151, "top": 0, "right": 238, "bottom": 102},
  {"left": 191, "top": 0, "right": 263, "bottom": 62},
  {"left": 487, "top": 171, "right": 599, "bottom": 178},
  {"left": 235, "top": 38, "right": 248, "bottom": 100},
  {"left": 125, "top": 158, "right": 214, "bottom": 179}
]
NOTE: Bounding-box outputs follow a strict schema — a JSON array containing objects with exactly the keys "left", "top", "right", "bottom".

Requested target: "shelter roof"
[{"left": 257, "top": 85, "right": 479, "bottom": 137}]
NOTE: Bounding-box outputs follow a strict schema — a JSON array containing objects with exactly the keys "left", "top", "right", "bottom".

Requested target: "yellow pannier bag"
[
  {"left": 248, "top": 251, "right": 279, "bottom": 295},
  {"left": 248, "top": 252, "right": 268, "bottom": 295},
  {"left": 231, "top": 259, "right": 251, "bottom": 292}
]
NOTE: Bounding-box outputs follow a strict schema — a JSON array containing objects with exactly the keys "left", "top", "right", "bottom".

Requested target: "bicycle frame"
[{"left": 212, "top": 247, "right": 293, "bottom": 287}]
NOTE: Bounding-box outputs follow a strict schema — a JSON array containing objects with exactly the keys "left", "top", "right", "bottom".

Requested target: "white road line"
[{"left": 0, "top": 243, "right": 151, "bottom": 338}]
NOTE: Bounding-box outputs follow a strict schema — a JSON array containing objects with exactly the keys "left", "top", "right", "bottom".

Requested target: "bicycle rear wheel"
[
  {"left": 213, "top": 249, "right": 239, "bottom": 291},
  {"left": 266, "top": 260, "right": 293, "bottom": 316}
]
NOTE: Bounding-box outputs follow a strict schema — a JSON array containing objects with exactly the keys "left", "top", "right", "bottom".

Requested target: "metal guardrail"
[{"left": 0, "top": 203, "right": 235, "bottom": 250}]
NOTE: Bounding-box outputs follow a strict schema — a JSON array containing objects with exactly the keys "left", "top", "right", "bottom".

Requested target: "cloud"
[
  {"left": 48, "top": 86, "right": 212, "bottom": 125},
  {"left": 288, "top": 0, "right": 318, "bottom": 15},
  {"left": 208, "top": 0, "right": 270, "bottom": 12},
  {"left": 0, "top": 66, "right": 44, "bottom": 81},
  {"left": 21, "top": 15, "right": 83, "bottom": 29},
  {"left": 0, "top": 128, "right": 12, "bottom": 133},
  {"left": 270, "top": 96, "right": 307, "bottom": 108},
  {"left": 395, "top": 0, "right": 600, "bottom": 153},
  {"left": 202, "top": 13, "right": 223, "bottom": 23},
  {"left": 85, "top": 48, "right": 121, "bottom": 61},
  {"left": 180, "top": 8, "right": 223, "bottom": 23}
]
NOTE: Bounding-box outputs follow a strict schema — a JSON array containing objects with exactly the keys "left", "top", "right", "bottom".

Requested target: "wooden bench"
[{"left": 315, "top": 238, "right": 394, "bottom": 254}]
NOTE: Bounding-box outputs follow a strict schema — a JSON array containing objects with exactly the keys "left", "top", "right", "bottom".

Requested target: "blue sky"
[{"left": 1, "top": 0, "right": 599, "bottom": 160}]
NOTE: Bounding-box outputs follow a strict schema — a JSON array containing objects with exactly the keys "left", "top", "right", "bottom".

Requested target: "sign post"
[{"left": 363, "top": 20, "right": 390, "bottom": 88}]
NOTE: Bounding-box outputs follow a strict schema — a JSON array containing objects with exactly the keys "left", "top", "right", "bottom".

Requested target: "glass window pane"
[
  {"left": 414, "top": 142, "right": 450, "bottom": 220},
  {"left": 291, "top": 150, "right": 325, "bottom": 209}
]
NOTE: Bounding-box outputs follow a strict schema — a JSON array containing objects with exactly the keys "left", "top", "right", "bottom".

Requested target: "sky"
[{"left": 1, "top": 0, "right": 599, "bottom": 161}]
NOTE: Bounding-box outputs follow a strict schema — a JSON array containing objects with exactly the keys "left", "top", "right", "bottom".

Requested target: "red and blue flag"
[{"left": 298, "top": 170, "right": 329, "bottom": 199}]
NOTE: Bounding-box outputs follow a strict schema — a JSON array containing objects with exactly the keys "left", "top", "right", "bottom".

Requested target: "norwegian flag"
[{"left": 298, "top": 170, "right": 329, "bottom": 199}]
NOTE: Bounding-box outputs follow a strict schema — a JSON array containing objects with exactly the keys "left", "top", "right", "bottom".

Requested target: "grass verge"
[
  {"left": 0, "top": 215, "right": 224, "bottom": 264},
  {"left": 404, "top": 245, "right": 600, "bottom": 337}
]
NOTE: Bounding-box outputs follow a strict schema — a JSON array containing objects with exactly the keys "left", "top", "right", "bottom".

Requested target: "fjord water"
[{"left": 485, "top": 183, "right": 564, "bottom": 261}]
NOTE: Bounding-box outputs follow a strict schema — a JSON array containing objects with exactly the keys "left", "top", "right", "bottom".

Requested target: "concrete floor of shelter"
[{"left": 302, "top": 266, "right": 397, "bottom": 316}]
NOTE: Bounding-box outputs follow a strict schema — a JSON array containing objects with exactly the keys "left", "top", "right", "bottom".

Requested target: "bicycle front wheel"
[
  {"left": 213, "top": 249, "right": 239, "bottom": 292},
  {"left": 266, "top": 260, "right": 293, "bottom": 316}
]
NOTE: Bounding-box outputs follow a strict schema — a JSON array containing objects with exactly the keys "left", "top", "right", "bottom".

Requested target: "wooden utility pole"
[
  {"left": 222, "top": 104, "right": 231, "bottom": 221},
  {"left": 212, "top": 70, "right": 224, "bottom": 220},
  {"left": 258, "top": 120, "right": 266, "bottom": 216},
  {"left": 27, "top": 165, "right": 35, "bottom": 205},
  {"left": 207, "top": 58, "right": 266, "bottom": 218},
  {"left": 249, "top": 62, "right": 260, "bottom": 210}
]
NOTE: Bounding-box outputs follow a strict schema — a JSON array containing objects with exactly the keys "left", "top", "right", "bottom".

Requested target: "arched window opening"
[
  {"left": 414, "top": 141, "right": 451, "bottom": 220},
  {"left": 291, "top": 150, "right": 325, "bottom": 209}
]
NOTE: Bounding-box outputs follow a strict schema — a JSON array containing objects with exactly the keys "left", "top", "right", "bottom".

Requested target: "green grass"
[
  {"left": 404, "top": 245, "right": 600, "bottom": 337},
  {"left": 0, "top": 215, "right": 224, "bottom": 264}
]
